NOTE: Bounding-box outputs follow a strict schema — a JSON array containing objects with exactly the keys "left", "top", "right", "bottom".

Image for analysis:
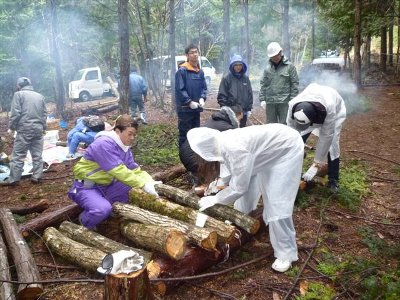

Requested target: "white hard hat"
[{"left": 267, "top": 42, "right": 282, "bottom": 58}]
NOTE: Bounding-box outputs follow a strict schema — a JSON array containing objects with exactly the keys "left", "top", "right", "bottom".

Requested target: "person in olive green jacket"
[{"left": 259, "top": 42, "right": 299, "bottom": 124}]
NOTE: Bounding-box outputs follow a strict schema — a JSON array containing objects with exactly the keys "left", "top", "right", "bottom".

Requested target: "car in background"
[{"left": 299, "top": 56, "right": 345, "bottom": 88}]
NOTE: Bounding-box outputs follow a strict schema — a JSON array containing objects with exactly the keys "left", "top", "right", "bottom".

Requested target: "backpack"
[{"left": 83, "top": 116, "right": 105, "bottom": 132}]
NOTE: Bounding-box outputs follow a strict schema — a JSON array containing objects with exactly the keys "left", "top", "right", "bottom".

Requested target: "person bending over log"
[
  {"left": 179, "top": 105, "right": 243, "bottom": 185},
  {"left": 187, "top": 124, "right": 304, "bottom": 272},
  {"left": 67, "top": 114, "right": 159, "bottom": 230}
]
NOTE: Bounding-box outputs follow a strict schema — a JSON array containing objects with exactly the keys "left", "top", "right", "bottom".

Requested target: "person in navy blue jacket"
[{"left": 175, "top": 44, "right": 207, "bottom": 148}]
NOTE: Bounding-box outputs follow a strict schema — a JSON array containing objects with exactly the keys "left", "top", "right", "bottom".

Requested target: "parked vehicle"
[
  {"left": 147, "top": 55, "right": 216, "bottom": 88},
  {"left": 299, "top": 56, "right": 345, "bottom": 88},
  {"left": 69, "top": 67, "right": 115, "bottom": 102}
]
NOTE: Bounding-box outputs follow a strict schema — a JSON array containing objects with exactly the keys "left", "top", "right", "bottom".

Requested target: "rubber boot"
[{"left": 140, "top": 112, "right": 148, "bottom": 125}]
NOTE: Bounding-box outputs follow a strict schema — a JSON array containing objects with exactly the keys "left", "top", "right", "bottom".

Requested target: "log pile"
[{"left": 1, "top": 177, "right": 263, "bottom": 298}]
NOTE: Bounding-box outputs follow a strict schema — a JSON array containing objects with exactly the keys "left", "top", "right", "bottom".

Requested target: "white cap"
[
  {"left": 267, "top": 42, "right": 282, "bottom": 58},
  {"left": 293, "top": 110, "right": 311, "bottom": 131},
  {"left": 187, "top": 127, "right": 223, "bottom": 162}
]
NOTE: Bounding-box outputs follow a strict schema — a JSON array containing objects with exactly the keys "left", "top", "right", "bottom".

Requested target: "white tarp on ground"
[{"left": 0, "top": 130, "right": 78, "bottom": 181}]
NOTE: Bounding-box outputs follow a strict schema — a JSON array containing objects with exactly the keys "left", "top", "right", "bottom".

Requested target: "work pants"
[
  {"left": 266, "top": 103, "right": 289, "bottom": 124},
  {"left": 177, "top": 111, "right": 200, "bottom": 148},
  {"left": 130, "top": 96, "right": 145, "bottom": 118}
]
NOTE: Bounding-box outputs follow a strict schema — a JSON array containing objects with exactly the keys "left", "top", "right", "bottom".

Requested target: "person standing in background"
[
  {"left": 259, "top": 42, "right": 299, "bottom": 124},
  {"left": 7, "top": 77, "right": 47, "bottom": 185},
  {"left": 217, "top": 54, "right": 253, "bottom": 127},
  {"left": 129, "top": 66, "right": 148, "bottom": 124},
  {"left": 175, "top": 43, "right": 207, "bottom": 148}
]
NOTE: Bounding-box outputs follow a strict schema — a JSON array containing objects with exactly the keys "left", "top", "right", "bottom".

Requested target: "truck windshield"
[{"left": 73, "top": 70, "right": 85, "bottom": 81}]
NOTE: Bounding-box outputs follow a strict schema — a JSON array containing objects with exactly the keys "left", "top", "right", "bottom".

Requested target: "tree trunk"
[
  {"left": 0, "top": 231, "right": 15, "bottom": 300},
  {"left": 113, "top": 203, "right": 218, "bottom": 252},
  {"left": 155, "top": 184, "right": 260, "bottom": 234},
  {"left": 43, "top": 227, "right": 106, "bottom": 272},
  {"left": 48, "top": 0, "right": 65, "bottom": 117},
  {"left": 58, "top": 221, "right": 152, "bottom": 263},
  {"left": 281, "top": 0, "right": 291, "bottom": 60},
  {"left": 9, "top": 199, "right": 49, "bottom": 216},
  {"left": 104, "top": 269, "right": 154, "bottom": 300},
  {"left": 129, "top": 189, "right": 237, "bottom": 243},
  {"left": 380, "top": 25, "right": 387, "bottom": 72},
  {"left": 168, "top": 0, "right": 176, "bottom": 111},
  {"left": 118, "top": 0, "right": 130, "bottom": 114},
  {"left": 151, "top": 165, "right": 186, "bottom": 182},
  {"left": 19, "top": 203, "right": 81, "bottom": 238},
  {"left": 223, "top": 0, "right": 230, "bottom": 74},
  {"left": 241, "top": 0, "right": 250, "bottom": 68},
  {"left": 121, "top": 222, "right": 187, "bottom": 260},
  {"left": 353, "top": 0, "right": 362, "bottom": 88},
  {"left": 0, "top": 209, "right": 43, "bottom": 299},
  {"left": 147, "top": 207, "right": 267, "bottom": 295}
]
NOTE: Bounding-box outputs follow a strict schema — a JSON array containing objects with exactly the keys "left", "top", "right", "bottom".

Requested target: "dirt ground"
[{"left": 0, "top": 84, "right": 399, "bottom": 300}]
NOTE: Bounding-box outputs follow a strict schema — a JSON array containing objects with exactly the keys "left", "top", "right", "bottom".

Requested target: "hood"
[
  {"left": 179, "top": 61, "right": 201, "bottom": 73},
  {"left": 187, "top": 127, "right": 223, "bottom": 162},
  {"left": 95, "top": 130, "right": 131, "bottom": 152},
  {"left": 229, "top": 55, "right": 247, "bottom": 75},
  {"left": 219, "top": 106, "right": 240, "bottom": 129}
]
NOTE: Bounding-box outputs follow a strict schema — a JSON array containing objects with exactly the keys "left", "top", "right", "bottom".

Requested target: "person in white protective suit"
[
  {"left": 187, "top": 124, "right": 304, "bottom": 272},
  {"left": 286, "top": 83, "right": 346, "bottom": 192}
]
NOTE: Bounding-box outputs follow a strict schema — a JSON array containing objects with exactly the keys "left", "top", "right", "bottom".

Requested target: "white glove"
[
  {"left": 198, "top": 196, "right": 218, "bottom": 212},
  {"left": 199, "top": 98, "right": 205, "bottom": 108},
  {"left": 303, "top": 164, "right": 318, "bottom": 181},
  {"left": 143, "top": 181, "right": 162, "bottom": 197},
  {"left": 189, "top": 101, "right": 199, "bottom": 109},
  {"left": 260, "top": 101, "right": 266, "bottom": 110},
  {"left": 247, "top": 111, "right": 252, "bottom": 116},
  {"left": 204, "top": 178, "right": 226, "bottom": 196}
]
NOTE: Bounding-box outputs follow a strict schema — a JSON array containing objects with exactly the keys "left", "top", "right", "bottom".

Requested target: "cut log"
[
  {"left": 96, "top": 104, "right": 119, "bottom": 114},
  {"left": 151, "top": 165, "right": 186, "bottom": 182},
  {"left": 0, "top": 209, "right": 43, "bottom": 299},
  {"left": 9, "top": 199, "right": 49, "bottom": 216},
  {"left": 0, "top": 228, "right": 15, "bottom": 300},
  {"left": 147, "top": 207, "right": 266, "bottom": 295},
  {"left": 129, "top": 189, "right": 237, "bottom": 243},
  {"left": 113, "top": 203, "right": 218, "bottom": 252},
  {"left": 58, "top": 221, "right": 152, "bottom": 264},
  {"left": 121, "top": 222, "right": 187, "bottom": 260},
  {"left": 155, "top": 184, "right": 260, "bottom": 234},
  {"left": 104, "top": 269, "right": 153, "bottom": 300},
  {"left": 43, "top": 227, "right": 106, "bottom": 272},
  {"left": 19, "top": 203, "right": 81, "bottom": 238}
]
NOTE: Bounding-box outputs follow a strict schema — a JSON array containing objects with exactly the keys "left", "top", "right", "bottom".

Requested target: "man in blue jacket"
[
  {"left": 129, "top": 66, "right": 148, "bottom": 124},
  {"left": 175, "top": 44, "right": 207, "bottom": 148}
]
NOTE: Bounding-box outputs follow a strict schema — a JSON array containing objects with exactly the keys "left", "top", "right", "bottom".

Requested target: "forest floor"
[{"left": 0, "top": 82, "right": 399, "bottom": 299}]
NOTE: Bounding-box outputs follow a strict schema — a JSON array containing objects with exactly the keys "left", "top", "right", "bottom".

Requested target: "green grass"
[
  {"left": 294, "top": 282, "right": 336, "bottom": 300},
  {"left": 133, "top": 124, "right": 180, "bottom": 167}
]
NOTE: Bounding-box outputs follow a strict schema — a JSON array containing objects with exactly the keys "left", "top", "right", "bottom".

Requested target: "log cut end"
[
  {"left": 165, "top": 230, "right": 187, "bottom": 260},
  {"left": 249, "top": 219, "right": 261, "bottom": 235},
  {"left": 16, "top": 285, "right": 43, "bottom": 300},
  {"left": 200, "top": 230, "right": 218, "bottom": 252},
  {"left": 104, "top": 268, "right": 153, "bottom": 300}
]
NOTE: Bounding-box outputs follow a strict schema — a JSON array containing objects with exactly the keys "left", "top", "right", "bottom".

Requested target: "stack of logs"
[{"left": 0, "top": 167, "right": 263, "bottom": 299}]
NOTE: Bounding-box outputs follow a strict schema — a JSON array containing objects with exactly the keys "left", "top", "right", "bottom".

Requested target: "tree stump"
[{"left": 104, "top": 268, "right": 153, "bottom": 300}]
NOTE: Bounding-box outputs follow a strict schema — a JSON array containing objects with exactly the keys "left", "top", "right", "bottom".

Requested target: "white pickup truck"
[{"left": 69, "top": 67, "right": 115, "bottom": 102}]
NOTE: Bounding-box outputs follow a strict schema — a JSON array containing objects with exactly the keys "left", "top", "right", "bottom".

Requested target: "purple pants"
[{"left": 68, "top": 180, "right": 131, "bottom": 229}]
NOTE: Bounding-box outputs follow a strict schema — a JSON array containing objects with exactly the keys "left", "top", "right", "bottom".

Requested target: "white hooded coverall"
[
  {"left": 188, "top": 124, "right": 304, "bottom": 262},
  {"left": 286, "top": 83, "right": 347, "bottom": 163}
]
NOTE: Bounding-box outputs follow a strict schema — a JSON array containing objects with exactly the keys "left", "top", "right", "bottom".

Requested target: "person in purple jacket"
[{"left": 67, "top": 114, "right": 160, "bottom": 229}]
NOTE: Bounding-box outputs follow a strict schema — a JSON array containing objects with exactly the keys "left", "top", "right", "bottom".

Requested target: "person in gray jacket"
[
  {"left": 7, "top": 77, "right": 47, "bottom": 185},
  {"left": 259, "top": 42, "right": 299, "bottom": 124},
  {"left": 217, "top": 54, "right": 253, "bottom": 127}
]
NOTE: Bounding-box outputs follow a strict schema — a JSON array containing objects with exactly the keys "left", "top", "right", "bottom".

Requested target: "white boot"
[
  {"left": 140, "top": 112, "right": 148, "bottom": 124},
  {"left": 272, "top": 258, "right": 292, "bottom": 272}
]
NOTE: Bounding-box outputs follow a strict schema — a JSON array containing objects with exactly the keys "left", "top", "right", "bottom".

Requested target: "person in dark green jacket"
[{"left": 259, "top": 42, "right": 299, "bottom": 124}]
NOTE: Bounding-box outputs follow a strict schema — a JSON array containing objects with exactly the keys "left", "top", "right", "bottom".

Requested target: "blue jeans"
[{"left": 130, "top": 96, "right": 145, "bottom": 117}]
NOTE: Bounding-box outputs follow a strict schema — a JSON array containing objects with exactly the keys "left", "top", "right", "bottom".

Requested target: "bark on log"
[
  {"left": 104, "top": 269, "right": 153, "bottom": 300},
  {"left": 113, "top": 203, "right": 218, "bottom": 252},
  {"left": 43, "top": 227, "right": 106, "bottom": 272},
  {"left": 0, "top": 209, "right": 43, "bottom": 299},
  {"left": 121, "top": 222, "right": 187, "bottom": 260},
  {"left": 151, "top": 165, "right": 186, "bottom": 182},
  {"left": 155, "top": 184, "right": 260, "bottom": 234},
  {"left": 58, "top": 221, "right": 152, "bottom": 264},
  {"left": 147, "top": 207, "right": 265, "bottom": 295},
  {"left": 0, "top": 228, "right": 15, "bottom": 300},
  {"left": 129, "top": 189, "right": 237, "bottom": 243},
  {"left": 9, "top": 199, "right": 49, "bottom": 216},
  {"left": 19, "top": 203, "right": 81, "bottom": 238}
]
